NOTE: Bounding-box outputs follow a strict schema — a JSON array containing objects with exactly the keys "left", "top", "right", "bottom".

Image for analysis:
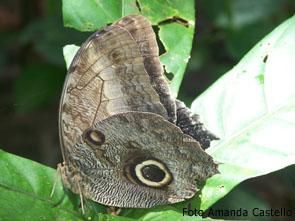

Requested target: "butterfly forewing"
[{"left": 59, "top": 20, "right": 168, "bottom": 157}]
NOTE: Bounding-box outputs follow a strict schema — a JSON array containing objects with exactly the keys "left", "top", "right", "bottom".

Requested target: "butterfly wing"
[
  {"left": 115, "top": 15, "right": 177, "bottom": 123},
  {"left": 59, "top": 19, "right": 168, "bottom": 160},
  {"left": 59, "top": 15, "right": 218, "bottom": 208},
  {"left": 115, "top": 15, "right": 218, "bottom": 149},
  {"left": 66, "top": 112, "right": 218, "bottom": 208}
]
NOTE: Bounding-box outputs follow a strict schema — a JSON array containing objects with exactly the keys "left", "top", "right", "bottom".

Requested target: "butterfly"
[{"left": 59, "top": 14, "right": 218, "bottom": 208}]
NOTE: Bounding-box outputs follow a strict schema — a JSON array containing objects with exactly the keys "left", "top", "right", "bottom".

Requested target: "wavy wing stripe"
[{"left": 59, "top": 17, "right": 168, "bottom": 157}]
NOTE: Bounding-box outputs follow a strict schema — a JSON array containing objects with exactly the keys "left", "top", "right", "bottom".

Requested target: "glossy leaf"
[
  {"left": 0, "top": 149, "right": 84, "bottom": 220},
  {"left": 191, "top": 15, "right": 295, "bottom": 210},
  {"left": 62, "top": 0, "right": 122, "bottom": 31}
]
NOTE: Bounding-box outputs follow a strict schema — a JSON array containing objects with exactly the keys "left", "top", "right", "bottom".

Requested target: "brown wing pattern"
[
  {"left": 115, "top": 15, "right": 177, "bottom": 123},
  {"left": 58, "top": 15, "right": 219, "bottom": 208},
  {"left": 59, "top": 21, "right": 168, "bottom": 160},
  {"left": 115, "top": 15, "right": 218, "bottom": 150}
]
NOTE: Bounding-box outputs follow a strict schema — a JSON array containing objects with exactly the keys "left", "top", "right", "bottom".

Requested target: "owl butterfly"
[{"left": 59, "top": 14, "right": 218, "bottom": 208}]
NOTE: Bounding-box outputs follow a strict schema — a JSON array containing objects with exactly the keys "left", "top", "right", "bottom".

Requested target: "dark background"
[{"left": 0, "top": 1, "right": 294, "bottom": 220}]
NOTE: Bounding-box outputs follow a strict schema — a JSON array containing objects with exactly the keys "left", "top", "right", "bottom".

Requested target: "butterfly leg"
[
  {"left": 107, "top": 207, "right": 122, "bottom": 215},
  {"left": 59, "top": 161, "right": 86, "bottom": 214},
  {"left": 77, "top": 179, "right": 85, "bottom": 214}
]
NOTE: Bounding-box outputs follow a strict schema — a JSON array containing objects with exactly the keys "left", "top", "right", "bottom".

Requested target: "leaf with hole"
[{"left": 62, "top": 0, "right": 195, "bottom": 95}]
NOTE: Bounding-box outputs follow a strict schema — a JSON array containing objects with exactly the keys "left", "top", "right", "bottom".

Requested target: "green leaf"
[
  {"left": 62, "top": 0, "right": 195, "bottom": 95},
  {"left": 190, "top": 15, "right": 295, "bottom": 210},
  {"left": 62, "top": 0, "right": 122, "bottom": 31},
  {"left": 159, "top": 22, "right": 194, "bottom": 96},
  {"left": 137, "top": 0, "right": 195, "bottom": 95},
  {"left": 63, "top": 44, "right": 80, "bottom": 69},
  {"left": 0, "top": 149, "right": 84, "bottom": 221}
]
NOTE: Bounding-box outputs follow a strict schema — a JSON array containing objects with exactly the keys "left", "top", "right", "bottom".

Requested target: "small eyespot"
[
  {"left": 125, "top": 158, "right": 172, "bottom": 188},
  {"left": 83, "top": 128, "right": 105, "bottom": 147}
]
